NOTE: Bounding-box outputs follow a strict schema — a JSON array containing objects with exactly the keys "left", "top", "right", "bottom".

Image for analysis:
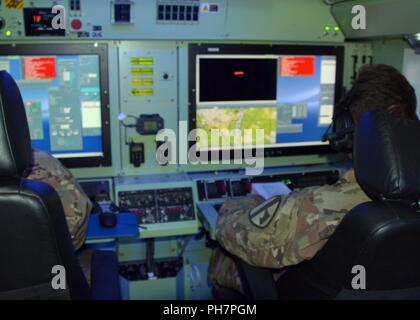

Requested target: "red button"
[
  {"left": 217, "top": 181, "right": 228, "bottom": 194},
  {"left": 243, "top": 180, "right": 252, "bottom": 193},
  {"left": 71, "top": 19, "right": 82, "bottom": 30}
]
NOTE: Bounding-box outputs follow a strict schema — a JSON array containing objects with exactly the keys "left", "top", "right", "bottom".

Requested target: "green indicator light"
[
  {"left": 324, "top": 26, "right": 331, "bottom": 32},
  {"left": 5, "top": 30, "right": 11, "bottom": 37},
  {"left": 334, "top": 26, "right": 340, "bottom": 32},
  {"left": 283, "top": 179, "right": 292, "bottom": 185}
]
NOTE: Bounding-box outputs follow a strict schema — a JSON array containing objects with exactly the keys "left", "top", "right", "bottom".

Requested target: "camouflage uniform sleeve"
[
  {"left": 216, "top": 192, "right": 300, "bottom": 268},
  {"left": 208, "top": 195, "right": 265, "bottom": 294},
  {"left": 208, "top": 247, "right": 244, "bottom": 294},
  {"left": 25, "top": 149, "right": 92, "bottom": 251},
  {"left": 216, "top": 175, "right": 370, "bottom": 269}
]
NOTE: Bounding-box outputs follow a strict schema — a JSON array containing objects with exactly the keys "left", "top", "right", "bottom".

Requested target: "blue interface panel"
[
  {"left": 0, "top": 54, "right": 103, "bottom": 159},
  {"left": 196, "top": 54, "right": 337, "bottom": 150}
]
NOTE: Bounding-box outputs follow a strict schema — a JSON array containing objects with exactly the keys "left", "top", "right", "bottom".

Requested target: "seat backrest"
[
  {"left": 277, "top": 112, "right": 420, "bottom": 299},
  {"left": 277, "top": 201, "right": 420, "bottom": 299},
  {"left": 0, "top": 71, "right": 90, "bottom": 299}
]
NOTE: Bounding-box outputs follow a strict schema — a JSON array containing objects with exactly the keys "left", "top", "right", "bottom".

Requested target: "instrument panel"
[
  {"left": 0, "top": 0, "right": 342, "bottom": 42},
  {"left": 118, "top": 188, "right": 195, "bottom": 224}
]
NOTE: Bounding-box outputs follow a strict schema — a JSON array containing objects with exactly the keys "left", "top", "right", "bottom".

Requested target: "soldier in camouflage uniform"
[
  {"left": 208, "top": 170, "right": 369, "bottom": 294},
  {"left": 208, "top": 64, "right": 419, "bottom": 296},
  {"left": 24, "top": 148, "right": 92, "bottom": 251}
]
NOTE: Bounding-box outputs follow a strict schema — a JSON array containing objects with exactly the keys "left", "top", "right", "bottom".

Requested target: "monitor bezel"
[
  {"left": 188, "top": 43, "right": 344, "bottom": 158},
  {"left": 0, "top": 43, "right": 111, "bottom": 168}
]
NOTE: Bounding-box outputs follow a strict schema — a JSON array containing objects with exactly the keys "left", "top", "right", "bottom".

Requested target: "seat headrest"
[
  {"left": 354, "top": 111, "right": 420, "bottom": 201},
  {"left": 0, "top": 71, "right": 32, "bottom": 177}
]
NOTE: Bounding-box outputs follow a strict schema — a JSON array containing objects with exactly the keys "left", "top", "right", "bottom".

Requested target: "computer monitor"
[
  {"left": 0, "top": 44, "right": 111, "bottom": 167},
  {"left": 189, "top": 44, "right": 344, "bottom": 157}
]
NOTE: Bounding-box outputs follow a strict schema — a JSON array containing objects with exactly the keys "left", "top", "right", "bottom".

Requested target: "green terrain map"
[{"left": 196, "top": 107, "right": 277, "bottom": 148}]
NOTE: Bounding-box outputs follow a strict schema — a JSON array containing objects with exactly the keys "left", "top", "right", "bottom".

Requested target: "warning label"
[
  {"left": 131, "top": 67, "right": 154, "bottom": 76},
  {"left": 131, "top": 88, "right": 154, "bottom": 96},
  {"left": 131, "top": 78, "right": 154, "bottom": 86},
  {"left": 5, "top": 0, "right": 24, "bottom": 9}
]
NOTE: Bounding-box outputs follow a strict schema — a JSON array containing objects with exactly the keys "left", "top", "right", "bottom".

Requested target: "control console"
[
  {"left": 118, "top": 187, "right": 195, "bottom": 224},
  {"left": 196, "top": 170, "right": 340, "bottom": 201}
]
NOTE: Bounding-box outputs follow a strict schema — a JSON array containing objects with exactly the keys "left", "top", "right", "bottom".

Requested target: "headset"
[
  {"left": 321, "top": 90, "right": 355, "bottom": 153},
  {"left": 322, "top": 77, "right": 420, "bottom": 152}
]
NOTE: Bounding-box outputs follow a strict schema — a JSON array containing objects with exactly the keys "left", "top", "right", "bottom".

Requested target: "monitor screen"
[
  {"left": 190, "top": 44, "right": 344, "bottom": 156},
  {"left": 23, "top": 8, "right": 66, "bottom": 37},
  {"left": 198, "top": 56, "right": 278, "bottom": 104},
  {"left": 0, "top": 44, "right": 111, "bottom": 167}
]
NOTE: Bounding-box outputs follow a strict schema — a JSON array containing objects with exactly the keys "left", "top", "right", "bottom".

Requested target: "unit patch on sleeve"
[{"left": 248, "top": 196, "right": 282, "bottom": 228}]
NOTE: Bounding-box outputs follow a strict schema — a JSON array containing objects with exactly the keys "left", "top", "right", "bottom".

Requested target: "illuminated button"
[
  {"left": 71, "top": 19, "right": 82, "bottom": 30},
  {"left": 5, "top": 30, "right": 11, "bottom": 37},
  {"left": 217, "top": 181, "right": 228, "bottom": 194},
  {"left": 243, "top": 180, "right": 252, "bottom": 193}
]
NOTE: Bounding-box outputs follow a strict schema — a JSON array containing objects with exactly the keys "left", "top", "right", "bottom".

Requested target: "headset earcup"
[{"left": 330, "top": 112, "right": 354, "bottom": 152}]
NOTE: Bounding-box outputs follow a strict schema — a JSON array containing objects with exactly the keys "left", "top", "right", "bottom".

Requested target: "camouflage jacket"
[
  {"left": 215, "top": 169, "right": 370, "bottom": 269},
  {"left": 25, "top": 149, "right": 92, "bottom": 251}
]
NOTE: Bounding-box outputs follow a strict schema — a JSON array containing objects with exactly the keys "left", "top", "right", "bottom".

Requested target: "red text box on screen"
[
  {"left": 280, "top": 56, "right": 315, "bottom": 77},
  {"left": 23, "top": 57, "right": 56, "bottom": 80}
]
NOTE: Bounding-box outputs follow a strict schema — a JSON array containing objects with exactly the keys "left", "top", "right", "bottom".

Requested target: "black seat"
[
  {"left": 0, "top": 71, "right": 119, "bottom": 300},
  {"left": 234, "top": 111, "right": 420, "bottom": 300}
]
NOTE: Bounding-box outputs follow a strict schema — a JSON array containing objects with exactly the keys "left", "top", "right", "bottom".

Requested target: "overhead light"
[{"left": 405, "top": 34, "right": 420, "bottom": 54}]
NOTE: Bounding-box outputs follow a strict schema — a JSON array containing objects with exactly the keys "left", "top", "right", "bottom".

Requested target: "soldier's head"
[{"left": 344, "top": 64, "right": 417, "bottom": 123}]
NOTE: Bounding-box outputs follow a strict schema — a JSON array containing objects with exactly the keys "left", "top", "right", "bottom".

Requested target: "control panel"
[
  {"left": 0, "top": 0, "right": 342, "bottom": 42},
  {"left": 118, "top": 187, "right": 195, "bottom": 224},
  {"left": 119, "top": 257, "right": 183, "bottom": 281},
  {"left": 0, "top": 0, "right": 354, "bottom": 180},
  {"left": 195, "top": 170, "right": 341, "bottom": 201},
  {"left": 194, "top": 167, "right": 345, "bottom": 241}
]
